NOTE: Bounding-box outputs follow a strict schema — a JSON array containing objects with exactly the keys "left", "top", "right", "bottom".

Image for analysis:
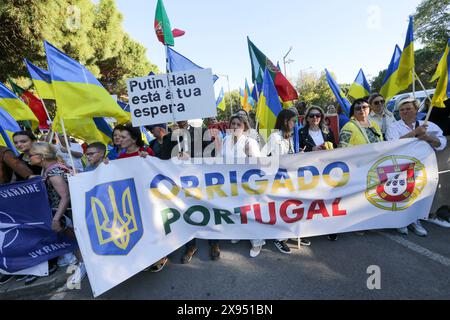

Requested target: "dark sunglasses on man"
[
  {"left": 308, "top": 113, "right": 321, "bottom": 119},
  {"left": 373, "top": 100, "right": 385, "bottom": 106}
]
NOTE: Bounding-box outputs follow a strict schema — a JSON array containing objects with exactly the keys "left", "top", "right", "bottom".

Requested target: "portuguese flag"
[
  {"left": 154, "top": 0, "right": 185, "bottom": 46},
  {"left": 247, "top": 37, "right": 298, "bottom": 102},
  {"left": 8, "top": 78, "right": 49, "bottom": 130}
]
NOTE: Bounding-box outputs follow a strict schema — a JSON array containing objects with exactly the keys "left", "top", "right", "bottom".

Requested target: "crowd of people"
[{"left": 0, "top": 93, "right": 449, "bottom": 287}]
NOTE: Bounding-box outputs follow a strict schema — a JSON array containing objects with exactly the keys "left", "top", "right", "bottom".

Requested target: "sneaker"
[
  {"left": 274, "top": 240, "right": 291, "bottom": 254},
  {"left": 230, "top": 240, "right": 240, "bottom": 244},
  {"left": 24, "top": 275, "right": 39, "bottom": 286},
  {"left": 147, "top": 257, "right": 168, "bottom": 273},
  {"left": 181, "top": 246, "right": 197, "bottom": 264},
  {"left": 397, "top": 227, "right": 409, "bottom": 235},
  {"left": 67, "top": 262, "right": 87, "bottom": 287},
  {"left": 427, "top": 217, "right": 450, "bottom": 228},
  {"left": 408, "top": 220, "right": 428, "bottom": 237},
  {"left": 48, "top": 262, "right": 58, "bottom": 275},
  {"left": 0, "top": 275, "right": 14, "bottom": 285},
  {"left": 16, "top": 275, "right": 28, "bottom": 282},
  {"left": 327, "top": 234, "right": 338, "bottom": 241},
  {"left": 250, "top": 245, "right": 262, "bottom": 258},
  {"left": 300, "top": 238, "right": 311, "bottom": 246},
  {"left": 57, "top": 253, "right": 78, "bottom": 267},
  {"left": 210, "top": 244, "right": 220, "bottom": 261}
]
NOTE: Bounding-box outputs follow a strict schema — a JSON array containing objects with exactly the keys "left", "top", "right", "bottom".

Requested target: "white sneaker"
[
  {"left": 250, "top": 245, "right": 262, "bottom": 258},
  {"left": 427, "top": 217, "right": 450, "bottom": 228},
  {"left": 408, "top": 220, "right": 428, "bottom": 237},
  {"left": 397, "top": 227, "right": 408, "bottom": 235},
  {"left": 230, "top": 240, "right": 240, "bottom": 244},
  {"left": 67, "top": 262, "right": 87, "bottom": 286},
  {"left": 57, "top": 253, "right": 78, "bottom": 267}
]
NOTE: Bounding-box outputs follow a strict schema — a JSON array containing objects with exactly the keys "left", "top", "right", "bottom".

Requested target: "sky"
[{"left": 111, "top": 0, "right": 423, "bottom": 94}]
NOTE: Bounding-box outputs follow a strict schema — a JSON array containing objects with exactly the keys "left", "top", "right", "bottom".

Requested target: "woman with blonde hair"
[{"left": 29, "top": 142, "right": 86, "bottom": 286}]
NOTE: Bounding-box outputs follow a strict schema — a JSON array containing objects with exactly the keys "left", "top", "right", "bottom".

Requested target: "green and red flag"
[
  {"left": 154, "top": 0, "right": 185, "bottom": 46},
  {"left": 7, "top": 78, "right": 49, "bottom": 130},
  {"left": 247, "top": 37, "right": 298, "bottom": 102}
]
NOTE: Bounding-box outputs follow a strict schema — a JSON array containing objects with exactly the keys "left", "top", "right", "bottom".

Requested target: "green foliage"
[
  {"left": 216, "top": 90, "right": 241, "bottom": 121},
  {"left": 295, "top": 71, "right": 336, "bottom": 107},
  {"left": 0, "top": 0, "right": 158, "bottom": 95},
  {"left": 414, "top": 0, "right": 450, "bottom": 52}
]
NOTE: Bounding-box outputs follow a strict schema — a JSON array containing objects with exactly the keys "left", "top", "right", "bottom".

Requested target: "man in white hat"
[{"left": 386, "top": 95, "right": 449, "bottom": 236}]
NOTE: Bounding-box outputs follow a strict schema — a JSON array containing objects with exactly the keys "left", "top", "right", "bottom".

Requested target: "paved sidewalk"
[{"left": 0, "top": 267, "right": 68, "bottom": 300}]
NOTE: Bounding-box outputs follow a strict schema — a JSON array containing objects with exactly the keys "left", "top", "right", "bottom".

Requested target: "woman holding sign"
[
  {"left": 299, "top": 106, "right": 338, "bottom": 241},
  {"left": 266, "top": 109, "right": 311, "bottom": 253},
  {"left": 219, "top": 114, "right": 265, "bottom": 257}
]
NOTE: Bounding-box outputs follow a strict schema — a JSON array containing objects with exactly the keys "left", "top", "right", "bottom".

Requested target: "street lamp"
[
  {"left": 283, "top": 46, "right": 293, "bottom": 76},
  {"left": 217, "top": 73, "right": 233, "bottom": 114}
]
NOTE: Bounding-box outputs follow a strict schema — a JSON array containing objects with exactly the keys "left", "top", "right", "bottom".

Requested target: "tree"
[
  {"left": 216, "top": 90, "right": 240, "bottom": 121},
  {"left": 0, "top": 0, "right": 158, "bottom": 95},
  {"left": 415, "top": 0, "right": 450, "bottom": 52},
  {"left": 295, "top": 71, "right": 336, "bottom": 107}
]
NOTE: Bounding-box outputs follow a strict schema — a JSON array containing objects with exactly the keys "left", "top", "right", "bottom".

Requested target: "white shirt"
[
  {"left": 55, "top": 142, "right": 84, "bottom": 172},
  {"left": 385, "top": 120, "right": 447, "bottom": 151},
  {"left": 369, "top": 110, "right": 397, "bottom": 135},
  {"left": 309, "top": 129, "right": 325, "bottom": 147},
  {"left": 265, "top": 131, "right": 294, "bottom": 156},
  {"left": 221, "top": 135, "right": 261, "bottom": 158}
]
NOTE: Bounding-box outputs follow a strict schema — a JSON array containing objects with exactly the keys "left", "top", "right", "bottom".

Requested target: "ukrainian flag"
[
  {"left": 396, "top": 16, "right": 415, "bottom": 89},
  {"left": 24, "top": 59, "right": 55, "bottom": 100},
  {"left": 216, "top": 87, "right": 226, "bottom": 111},
  {"left": 0, "top": 82, "right": 39, "bottom": 130},
  {"left": 380, "top": 45, "right": 403, "bottom": 102},
  {"left": 0, "top": 107, "right": 21, "bottom": 153},
  {"left": 347, "top": 69, "right": 371, "bottom": 100},
  {"left": 325, "top": 69, "right": 351, "bottom": 117},
  {"left": 431, "top": 39, "right": 450, "bottom": 108},
  {"left": 430, "top": 40, "right": 449, "bottom": 83},
  {"left": 44, "top": 41, "right": 129, "bottom": 123},
  {"left": 256, "top": 68, "right": 283, "bottom": 140}
]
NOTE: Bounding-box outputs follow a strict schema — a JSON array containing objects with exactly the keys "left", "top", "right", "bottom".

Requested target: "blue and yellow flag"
[
  {"left": 325, "top": 69, "right": 351, "bottom": 117},
  {"left": 167, "top": 47, "right": 218, "bottom": 82},
  {"left": 380, "top": 45, "right": 403, "bottom": 102},
  {"left": 24, "top": 59, "right": 55, "bottom": 100},
  {"left": 430, "top": 41, "right": 449, "bottom": 83},
  {"left": 44, "top": 41, "right": 129, "bottom": 123},
  {"left": 0, "top": 82, "right": 39, "bottom": 130},
  {"left": 431, "top": 39, "right": 450, "bottom": 109},
  {"left": 396, "top": 16, "right": 414, "bottom": 89},
  {"left": 347, "top": 69, "right": 371, "bottom": 100},
  {"left": 216, "top": 87, "right": 226, "bottom": 111},
  {"left": 256, "top": 68, "right": 283, "bottom": 140},
  {"left": 0, "top": 107, "right": 21, "bottom": 153}
]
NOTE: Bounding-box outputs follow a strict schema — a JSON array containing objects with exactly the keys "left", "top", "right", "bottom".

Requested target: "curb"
[{"left": 0, "top": 268, "right": 68, "bottom": 300}]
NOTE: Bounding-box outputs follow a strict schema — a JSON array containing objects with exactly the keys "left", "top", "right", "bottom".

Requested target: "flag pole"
[
  {"left": 59, "top": 116, "right": 77, "bottom": 175},
  {"left": 165, "top": 45, "right": 183, "bottom": 155},
  {"left": 413, "top": 71, "right": 434, "bottom": 125},
  {"left": 226, "top": 75, "right": 233, "bottom": 115}
]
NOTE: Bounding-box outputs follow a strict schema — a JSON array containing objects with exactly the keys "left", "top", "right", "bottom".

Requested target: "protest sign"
[
  {"left": 0, "top": 177, "right": 77, "bottom": 274},
  {"left": 127, "top": 69, "right": 217, "bottom": 126},
  {"left": 69, "top": 139, "right": 438, "bottom": 297}
]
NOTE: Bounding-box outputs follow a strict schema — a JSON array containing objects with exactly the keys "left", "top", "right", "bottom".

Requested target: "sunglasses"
[
  {"left": 354, "top": 105, "right": 369, "bottom": 111},
  {"left": 308, "top": 113, "right": 321, "bottom": 118},
  {"left": 373, "top": 100, "right": 385, "bottom": 105}
]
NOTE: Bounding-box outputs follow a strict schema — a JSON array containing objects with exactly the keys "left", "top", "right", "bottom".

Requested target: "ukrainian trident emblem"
[
  {"left": 366, "top": 156, "right": 427, "bottom": 211},
  {"left": 86, "top": 179, "right": 143, "bottom": 255}
]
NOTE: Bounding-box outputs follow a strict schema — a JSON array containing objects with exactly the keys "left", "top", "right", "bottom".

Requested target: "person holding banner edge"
[{"left": 385, "top": 95, "right": 449, "bottom": 235}]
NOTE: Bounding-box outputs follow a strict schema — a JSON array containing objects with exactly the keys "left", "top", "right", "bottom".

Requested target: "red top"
[{"left": 118, "top": 146, "right": 155, "bottom": 159}]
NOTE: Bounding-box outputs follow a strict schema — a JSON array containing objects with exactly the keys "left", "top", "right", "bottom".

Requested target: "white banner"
[
  {"left": 69, "top": 139, "right": 438, "bottom": 297},
  {"left": 127, "top": 69, "right": 217, "bottom": 126}
]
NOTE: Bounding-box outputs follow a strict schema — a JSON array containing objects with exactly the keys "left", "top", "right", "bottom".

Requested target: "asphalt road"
[{"left": 34, "top": 220, "right": 450, "bottom": 300}]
